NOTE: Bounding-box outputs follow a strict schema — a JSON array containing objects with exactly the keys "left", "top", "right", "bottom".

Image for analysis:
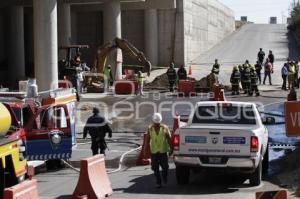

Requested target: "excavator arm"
[{"left": 93, "top": 38, "right": 152, "bottom": 76}]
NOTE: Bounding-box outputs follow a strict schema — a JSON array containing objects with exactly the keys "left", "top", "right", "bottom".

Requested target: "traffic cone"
[
  {"left": 172, "top": 114, "right": 181, "bottom": 135},
  {"left": 188, "top": 66, "right": 192, "bottom": 75}
]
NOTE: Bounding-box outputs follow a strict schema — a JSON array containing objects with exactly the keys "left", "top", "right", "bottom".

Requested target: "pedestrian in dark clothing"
[
  {"left": 145, "top": 113, "right": 172, "bottom": 188},
  {"left": 230, "top": 66, "right": 241, "bottom": 95},
  {"left": 249, "top": 67, "right": 260, "bottom": 96},
  {"left": 257, "top": 48, "right": 265, "bottom": 64},
  {"left": 255, "top": 61, "right": 262, "bottom": 84},
  {"left": 212, "top": 59, "right": 220, "bottom": 75},
  {"left": 268, "top": 50, "right": 275, "bottom": 66},
  {"left": 83, "top": 108, "right": 112, "bottom": 155},
  {"left": 281, "top": 63, "right": 288, "bottom": 90},
  {"left": 177, "top": 65, "right": 187, "bottom": 80},
  {"left": 166, "top": 63, "right": 177, "bottom": 92},
  {"left": 263, "top": 59, "right": 272, "bottom": 85}
]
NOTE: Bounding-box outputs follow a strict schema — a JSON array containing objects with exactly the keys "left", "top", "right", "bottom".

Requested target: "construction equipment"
[
  {"left": 93, "top": 38, "right": 151, "bottom": 76},
  {"left": 0, "top": 88, "right": 77, "bottom": 170},
  {"left": 0, "top": 103, "right": 27, "bottom": 199},
  {"left": 85, "top": 38, "right": 152, "bottom": 92},
  {"left": 58, "top": 45, "right": 89, "bottom": 83}
]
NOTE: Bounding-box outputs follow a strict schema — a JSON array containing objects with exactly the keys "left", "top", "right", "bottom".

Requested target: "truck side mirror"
[{"left": 262, "top": 117, "right": 275, "bottom": 125}]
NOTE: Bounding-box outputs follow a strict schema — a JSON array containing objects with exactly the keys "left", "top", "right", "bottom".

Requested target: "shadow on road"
[{"left": 113, "top": 169, "right": 252, "bottom": 195}]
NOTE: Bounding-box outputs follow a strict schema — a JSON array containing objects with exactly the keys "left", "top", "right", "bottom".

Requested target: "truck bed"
[{"left": 0, "top": 138, "right": 17, "bottom": 146}]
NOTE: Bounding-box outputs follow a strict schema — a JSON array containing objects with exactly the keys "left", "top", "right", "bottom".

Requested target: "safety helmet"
[
  {"left": 233, "top": 65, "right": 238, "bottom": 71},
  {"left": 152, "top": 113, "right": 162, "bottom": 124},
  {"left": 170, "top": 63, "right": 175, "bottom": 68}
]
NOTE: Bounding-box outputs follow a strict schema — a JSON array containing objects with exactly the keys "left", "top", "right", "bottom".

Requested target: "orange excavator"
[{"left": 84, "top": 38, "right": 151, "bottom": 92}]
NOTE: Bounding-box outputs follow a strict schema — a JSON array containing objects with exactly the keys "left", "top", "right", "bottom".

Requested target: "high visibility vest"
[
  {"left": 104, "top": 68, "right": 111, "bottom": 79},
  {"left": 149, "top": 126, "right": 170, "bottom": 154},
  {"left": 288, "top": 65, "right": 295, "bottom": 75},
  {"left": 138, "top": 75, "right": 145, "bottom": 84}
]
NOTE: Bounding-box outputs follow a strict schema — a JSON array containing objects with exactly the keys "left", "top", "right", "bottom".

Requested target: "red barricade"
[
  {"left": 72, "top": 155, "right": 113, "bottom": 199},
  {"left": 256, "top": 190, "right": 287, "bottom": 199},
  {"left": 178, "top": 80, "right": 196, "bottom": 96},
  {"left": 172, "top": 115, "right": 181, "bottom": 135},
  {"left": 114, "top": 80, "right": 138, "bottom": 95},
  {"left": 136, "top": 133, "right": 151, "bottom": 166},
  {"left": 3, "top": 179, "right": 39, "bottom": 199}
]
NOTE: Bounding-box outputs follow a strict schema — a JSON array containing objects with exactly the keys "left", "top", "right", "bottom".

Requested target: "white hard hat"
[{"left": 152, "top": 113, "right": 162, "bottom": 124}]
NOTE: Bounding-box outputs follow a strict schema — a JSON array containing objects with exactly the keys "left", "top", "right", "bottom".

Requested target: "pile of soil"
[{"left": 146, "top": 72, "right": 231, "bottom": 91}]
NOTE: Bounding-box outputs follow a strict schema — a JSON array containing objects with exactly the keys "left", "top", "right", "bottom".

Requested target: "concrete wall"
[{"left": 184, "top": 0, "right": 235, "bottom": 64}]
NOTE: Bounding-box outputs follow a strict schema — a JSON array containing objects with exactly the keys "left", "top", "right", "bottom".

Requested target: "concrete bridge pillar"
[
  {"left": 103, "top": 0, "right": 122, "bottom": 81},
  {"left": 144, "top": 9, "right": 158, "bottom": 66},
  {"left": 33, "top": 0, "right": 58, "bottom": 91},
  {"left": 8, "top": 6, "right": 25, "bottom": 86},
  {"left": 58, "top": 0, "right": 71, "bottom": 60}
]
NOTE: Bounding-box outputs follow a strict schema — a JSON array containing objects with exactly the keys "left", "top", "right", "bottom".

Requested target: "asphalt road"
[{"left": 35, "top": 24, "right": 300, "bottom": 199}]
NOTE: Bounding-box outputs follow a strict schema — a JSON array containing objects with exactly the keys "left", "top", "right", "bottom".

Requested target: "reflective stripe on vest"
[{"left": 150, "top": 126, "right": 170, "bottom": 154}]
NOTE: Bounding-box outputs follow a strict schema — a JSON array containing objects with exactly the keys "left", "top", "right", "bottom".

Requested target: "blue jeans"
[{"left": 263, "top": 72, "right": 272, "bottom": 85}]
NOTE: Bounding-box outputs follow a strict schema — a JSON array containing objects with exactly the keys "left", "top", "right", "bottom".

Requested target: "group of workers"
[
  {"left": 166, "top": 63, "right": 188, "bottom": 92},
  {"left": 281, "top": 59, "right": 300, "bottom": 90},
  {"left": 228, "top": 48, "right": 277, "bottom": 96}
]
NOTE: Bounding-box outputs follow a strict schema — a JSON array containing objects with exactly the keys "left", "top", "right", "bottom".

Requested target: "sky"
[{"left": 218, "top": 0, "right": 292, "bottom": 24}]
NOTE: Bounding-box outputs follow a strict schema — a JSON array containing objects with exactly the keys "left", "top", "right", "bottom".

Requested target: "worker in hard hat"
[
  {"left": 230, "top": 65, "right": 241, "bottom": 95},
  {"left": 144, "top": 113, "right": 172, "bottom": 188},
  {"left": 83, "top": 107, "right": 112, "bottom": 155},
  {"left": 137, "top": 71, "right": 145, "bottom": 95},
  {"left": 242, "top": 60, "right": 251, "bottom": 94},
  {"left": 249, "top": 66, "right": 260, "bottom": 96}
]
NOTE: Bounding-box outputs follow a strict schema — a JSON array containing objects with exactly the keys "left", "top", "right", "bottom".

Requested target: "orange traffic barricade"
[
  {"left": 3, "top": 179, "right": 39, "bottom": 199},
  {"left": 136, "top": 133, "right": 151, "bottom": 166},
  {"left": 72, "top": 155, "right": 113, "bottom": 199},
  {"left": 178, "top": 80, "right": 196, "bottom": 96}
]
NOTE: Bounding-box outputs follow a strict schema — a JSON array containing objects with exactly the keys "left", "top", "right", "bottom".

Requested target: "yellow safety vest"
[
  {"left": 149, "top": 126, "right": 170, "bottom": 154},
  {"left": 104, "top": 68, "right": 111, "bottom": 79}
]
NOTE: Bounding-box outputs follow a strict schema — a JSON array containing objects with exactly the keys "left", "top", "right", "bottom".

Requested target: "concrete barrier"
[{"left": 3, "top": 179, "right": 39, "bottom": 199}]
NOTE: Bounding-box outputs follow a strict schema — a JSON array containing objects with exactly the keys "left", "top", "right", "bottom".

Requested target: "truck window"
[
  {"left": 39, "top": 106, "right": 68, "bottom": 129},
  {"left": 192, "top": 105, "right": 256, "bottom": 125}
]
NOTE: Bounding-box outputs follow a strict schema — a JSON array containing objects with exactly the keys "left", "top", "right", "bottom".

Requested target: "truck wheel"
[
  {"left": 249, "top": 161, "right": 262, "bottom": 186},
  {"left": 176, "top": 166, "right": 190, "bottom": 185},
  {"left": 262, "top": 145, "right": 269, "bottom": 175}
]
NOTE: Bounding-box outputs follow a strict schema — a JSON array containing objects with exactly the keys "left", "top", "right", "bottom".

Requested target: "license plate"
[{"left": 208, "top": 157, "right": 222, "bottom": 164}]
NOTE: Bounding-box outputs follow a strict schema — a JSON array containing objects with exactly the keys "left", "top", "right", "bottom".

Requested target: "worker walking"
[
  {"left": 177, "top": 65, "right": 187, "bottom": 80},
  {"left": 83, "top": 108, "right": 112, "bottom": 155},
  {"left": 212, "top": 59, "right": 220, "bottom": 75},
  {"left": 249, "top": 67, "right": 260, "bottom": 96},
  {"left": 166, "top": 63, "right": 177, "bottom": 92},
  {"left": 137, "top": 71, "right": 145, "bottom": 95},
  {"left": 145, "top": 113, "right": 172, "bottom": 188},
  {"left": 230, "top": 66, "right": 241, "bottom": 95},
  {"left": 257, "top": 48, "right": 265, "bottom": 64},
  {"left": 263, "top": 58, "right": 272, "bottom": 85}
]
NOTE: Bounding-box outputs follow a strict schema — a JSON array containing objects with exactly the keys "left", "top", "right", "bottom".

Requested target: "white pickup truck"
[{"left": 173, "top": 101, "right": 272, "bottom": 186}]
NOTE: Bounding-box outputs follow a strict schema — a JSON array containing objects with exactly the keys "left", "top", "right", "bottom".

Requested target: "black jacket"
[
  {"left": 177, "top": 67, "right": 187, "bottom": 80},
  {"left": 83, "top": 114, "right": 112, "bottom": 140}
]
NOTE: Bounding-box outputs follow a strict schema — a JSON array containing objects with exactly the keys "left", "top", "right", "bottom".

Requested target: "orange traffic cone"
[
  {"left": 188, "top": 66, "right": 192, "bottom": 75},
  {"left": 172, "top": 114, "right": 181, "bottom": 135}
]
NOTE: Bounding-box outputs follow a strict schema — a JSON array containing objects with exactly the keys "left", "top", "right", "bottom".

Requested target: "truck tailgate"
[{"left": 179, "top": 127, "right": 253, "bottom": 157}]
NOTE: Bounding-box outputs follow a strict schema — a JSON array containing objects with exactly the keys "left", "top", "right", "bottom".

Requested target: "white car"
[{"left": 173, "top": 101, "right": 272, "bottom": 186}]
